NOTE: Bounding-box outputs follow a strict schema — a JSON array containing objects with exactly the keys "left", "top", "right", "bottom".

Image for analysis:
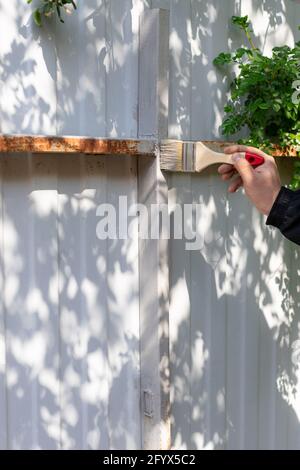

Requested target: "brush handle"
[
  {"left": 210, "top": 150, "right": 265, "bottom": 168},
  {"left": 194, "top": 143, "right": 265, "bottom": 172},
  {"left": 158, "top": 140, "right": 266, "bottom": 172}
]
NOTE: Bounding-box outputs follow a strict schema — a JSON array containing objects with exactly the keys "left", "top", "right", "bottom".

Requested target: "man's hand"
[{"left": 218, "top": 145, "right": 281, "bottom": 216}]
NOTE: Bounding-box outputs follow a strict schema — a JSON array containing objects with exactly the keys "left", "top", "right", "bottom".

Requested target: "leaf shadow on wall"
[
  {"left": 0, "top": 153, "right": 141, "bottom": 450},
  {"left": 167, "top": 159, "right": 300, "bottom": 450},
  {"left": 1, "top": 0, "right": 300, "bottom": 452}
]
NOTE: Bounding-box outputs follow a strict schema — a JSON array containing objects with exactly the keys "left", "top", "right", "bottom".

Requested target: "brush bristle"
[
  {"left": 160, "top": 140, "right": 198, "bottom": 172},
  {"left": 159, "top": 140, "right": 184, "bottom": 171}
]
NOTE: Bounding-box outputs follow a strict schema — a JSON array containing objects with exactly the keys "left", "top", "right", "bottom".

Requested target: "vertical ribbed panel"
[
  {"left": 168, "top": 162, "right": 300, "bottom": 450},
  {"left": 164, "top": 0, "right": 300, "bottom": 450},
  {"left": 0, "top": 0, "right": 298, "bottom": 138},
  {"left": 0, "top": 158, "right": 7, "bottom": 450},
  {"left": 0, "top": 155, "right": 141, "bottom": 449},
  {"left": 0, "top": 0, "right": 300, "bottom": 450},
  {"left": 0, "top": 1, "right": 57, "bottom": 134}
]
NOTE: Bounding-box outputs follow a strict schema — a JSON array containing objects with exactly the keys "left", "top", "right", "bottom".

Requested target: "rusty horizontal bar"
[
  {"left": 0, "top": 136, "right": 297, "bottom": 174},
  {"left": 0, "top": 135, "right": 157, "bottom": 157}
]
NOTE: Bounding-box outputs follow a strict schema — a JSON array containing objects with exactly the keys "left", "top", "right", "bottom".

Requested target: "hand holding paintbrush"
[
  {"left": 160, "top": 140, "right": 281, "bottom": 216},
  {"left": 218, "top": 144, "right": 281, "bottom": 216}
]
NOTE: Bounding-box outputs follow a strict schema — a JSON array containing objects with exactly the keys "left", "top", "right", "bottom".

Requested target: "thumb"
[{"left": 231, "top": 152, "right": 255, "bottom": 186}]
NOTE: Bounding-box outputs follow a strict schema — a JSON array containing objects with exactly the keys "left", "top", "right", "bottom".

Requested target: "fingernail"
[{"left": 232, "top": 152, "right": 244, "bottom": 163}]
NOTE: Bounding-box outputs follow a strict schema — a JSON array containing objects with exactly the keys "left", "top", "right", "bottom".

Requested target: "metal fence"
[{"left": 0, "top": 0, "right": 300, "bottom": 449}]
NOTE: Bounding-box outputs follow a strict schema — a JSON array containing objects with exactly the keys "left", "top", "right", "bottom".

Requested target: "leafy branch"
[
  {"left": 27, "top": 0, "right": 77, "bottom": 26},
  {"left": 214, "top": 15, "right": 300, "bottom": 188},
  {"left": 231, "top": 15, "right": 257, "bottom": 51}
]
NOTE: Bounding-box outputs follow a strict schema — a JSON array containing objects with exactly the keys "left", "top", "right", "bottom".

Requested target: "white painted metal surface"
[
  {"left": 138, "top": 9, "right": 171, "bottom": 450},
  {"left": 0, "top": 0, "right": 300, "bottom": 450},
  {"left": 168, "top": 162, "right": 300, "bottom": 450},
  {"left": 1, "top": 0, "right": 299, "bottom": 138},
  {"left": 0, "top": 153, "right": 141, "bottom": 449}
]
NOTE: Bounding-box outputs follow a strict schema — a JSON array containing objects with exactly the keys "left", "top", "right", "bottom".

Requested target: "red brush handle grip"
[{"left": 245, "top": 151, "right": 265, "bottom": 168}]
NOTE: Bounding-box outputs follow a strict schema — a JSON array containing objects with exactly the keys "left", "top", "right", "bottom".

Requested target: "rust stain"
[
  {"left": 270, "top": 144, "right": 299, "bottom": 157},
  {"left": 0, "top": 135, "right": 298, "bottom": 167},
  {"left": 0, "top": 135, "right": 156, "bottom": 157},
  {"left": 107, "top": 139, "right": 142, "bottom": 155}
]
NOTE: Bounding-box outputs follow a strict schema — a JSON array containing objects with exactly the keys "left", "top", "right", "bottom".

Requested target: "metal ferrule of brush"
[{"left": 183, "top": 142, "right": 196, "bottom": 172}]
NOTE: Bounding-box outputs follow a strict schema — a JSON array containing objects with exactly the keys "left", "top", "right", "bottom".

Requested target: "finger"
[
  {"left": 225, "top": 144, "right": 266, "bottom": 155},
  {"left": 225, "top": 144, "right": 274, "bottom": 162},
  {"left": 218, "top": 163, "right": 235, "bottom": 175},
  {"left": 231, "top": 153, "right": 255, "bottom": 186},
  {"left": 228, "top": 175, "right": 243, "bottom": 193},
  {"left": 221, "top": 171, "right": 235, "bottom": 181},
  {"left": 224, "top": 145, "right": 247, "bottom": 154}
]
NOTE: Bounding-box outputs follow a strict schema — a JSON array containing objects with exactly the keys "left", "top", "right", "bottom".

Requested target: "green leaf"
[
  {"left": 232, "top": 15, "right": 250, "bottom": 30},
  {"left": 273, "top": 103, "right": 281, "bottom": 112},
  {"left": 224, "top": 105, "right": 234, "bottom": 113},
  {"left": 258, "top": 102, "right": 270, "bottom": 109},
  {"left": 234, "top": 47, "right": 252, "bottom": 60},
  {"left": 213, "top": 52, "right": 233, "bottom": 66},
  {"left": 29, "top": 0, "right": 77, "bottom": 25},
  {"left": 33, "top": 9, "right": 42, "bottom": 27}
]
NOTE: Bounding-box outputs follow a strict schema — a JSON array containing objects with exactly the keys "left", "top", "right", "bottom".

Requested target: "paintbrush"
[{"left": 159, "top": 140, "right": 265, "bottom": 172}]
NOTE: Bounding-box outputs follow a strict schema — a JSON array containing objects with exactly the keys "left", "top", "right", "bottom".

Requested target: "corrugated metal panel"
[
  {"left": 0, "top": 0, "right": 299, "bottom": 138},
  {"left": 168, "top": 162, "right": 300, "bottom": 450},
  {"left": 0, "top": 0, "right": 300, "bottom": 450},
  {"left": 0, "top": 154, "right": 141, "bottom": 449},
  {"left": 163, "top": 0, "right": 300, "bottom": 450}
]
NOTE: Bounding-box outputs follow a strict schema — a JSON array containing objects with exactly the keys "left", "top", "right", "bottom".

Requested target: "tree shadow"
[
  {"left": 0, "top": 0, "right": 300, "bottom": 451},
  {"left": 167, "top": 159, "right": 300, "bottom": 450},
  {"left": 0, "top": 153, "right": 141, "bottom": 449}
]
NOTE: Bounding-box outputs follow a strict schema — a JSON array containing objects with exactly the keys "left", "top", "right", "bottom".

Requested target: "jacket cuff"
[{"left": 266, "top": 187, "right": 294, "bottom": 228}]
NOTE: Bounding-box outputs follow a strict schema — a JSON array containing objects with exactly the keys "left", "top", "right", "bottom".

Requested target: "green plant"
[
  {"left": 214, "top": 15, "right": 300, "bottom": 188},
  {"left": 27, "top": 0, "right": 77, "bottom": 26}
]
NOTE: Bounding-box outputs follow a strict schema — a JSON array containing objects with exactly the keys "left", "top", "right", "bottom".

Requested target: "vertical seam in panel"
[
  {"left": 188, "top": 173, "right": 192, "bottom": 450},
  {"left": 104, "top": 157, "right": 111, "bottom": 449},
  {"left": 188, "top": 0, "right": 192, "bottom": 446},
  {"left": 286, "top": 241, "right": 293, "bottom": 449},
  {"left": 188, "top": 0, "right": 192, "bottom": 142},
  {"left": 105, "top": 0, "right": 110, "bottom": 138},
  {"left": 224, "top": 190, "right": 229, "bottom": 450},
  {"left": 207, "top": 171, "right": 213, "bottom": 444},
  {"left": 188, "top": 0, "right": 192, "bottom": 444},
  {"left": 256, "top": 279, "right": 261, "bottom": 449},
  {"left": 1, "top": 157, "right": 9, "bottom": 449},
  {"left": 137, "top": 163, "right": 144, "bottom": 450},
  {"left": 79, "top": 154, "right": 87, "bottom": 446},
  {"left": 241, "top": 237, "right": 247, "bottom": 450},
  {"left": 54, "top": 15, "right": 59, "bottom": 136},
  {"left": 287, "top": 241, "right": 293, "bottom": 450},
  {"left": 103, "top": 0, "right": 110, "bottom": 439},
  {"left": 136, "top": 161, "right": 144, "bottom": 449},
  {"left": 137, "top": 6, "right": 141, "bottom": 139},
  {"left": 57, "top": 158, "right": 62, "bottom": 450},
  {"left": 225, "top": 190, "right": 230, "bottom": 450},
  {"left": 29, "top": 154, "right": 38, "bottom": 448},
  {"left": 136, "top": 160, "right": 143, "bottom": 450}
]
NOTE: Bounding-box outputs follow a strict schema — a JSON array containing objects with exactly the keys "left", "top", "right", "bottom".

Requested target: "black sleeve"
[{"left": 266, "top": 186, "right": 300, "bottom": 245}]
